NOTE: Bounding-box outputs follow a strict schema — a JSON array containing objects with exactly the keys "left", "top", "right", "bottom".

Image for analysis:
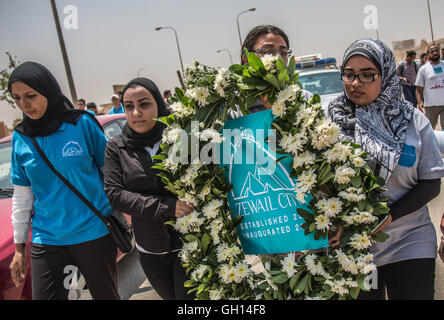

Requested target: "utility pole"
[{"left": 50, "top": 0, "right": 77, "bottom": 104}]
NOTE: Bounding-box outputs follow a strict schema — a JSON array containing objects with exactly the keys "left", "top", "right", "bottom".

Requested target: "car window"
[
  {"left": 103, "top": 121, "right": 123, "bottom": 140},
  {"left": 117, "top": 118, "right": 126, "bottom": 128},
  {"left": 0, "top": 141, "right": 13, "bottom": 190},
  {"left": 298, "top": 71, "right": 343, "bottom": 96}
]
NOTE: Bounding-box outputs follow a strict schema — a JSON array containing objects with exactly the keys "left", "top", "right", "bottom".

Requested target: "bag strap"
[{"left": 30, "top": 137, "right": 109, "bottom": 226}]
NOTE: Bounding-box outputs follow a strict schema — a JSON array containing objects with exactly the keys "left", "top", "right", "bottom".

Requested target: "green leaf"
[
  {"left": 263, "top": 74, "right": 281, "bottom": 90},
  {"left": 271, "top": 273, "right": 289, "bottom": 284},
  {"left": 297, "top": 208, "right": 314, "bottom": 223},
  {"left": 350, "top": 176, "right": 362, "bottom": 188},
  {"left": 287, "top": 56, "right": 296, "bottom": 77},
  {"left": 309, "top": 223, "right": 317, "bottom": 233},
  {"left": 247, "top": 52, "right": 265, "bottom": 72},
  {"left": 294, "top": 273, "right": 309, "bottom": 294},
  {"left": 229, "top": 64, "right": 244, "bottom": 75},
  {"left": 350, "top": 287, "right": 360, "bottom": 300},
  {"left": 184, "top": 234, "right": 200, "bottom": 243},
  {"left": 373, "top": 231, "right": 390, "bottom": 243},
  {"left": 289, "top": 270, "right": 304, "bottom": 290},
  {"left": 263, "top": 291, "right": 274, "bottom": 300},
  {"left": 201, "top": 233, "right": 211, "bottom": 253}
]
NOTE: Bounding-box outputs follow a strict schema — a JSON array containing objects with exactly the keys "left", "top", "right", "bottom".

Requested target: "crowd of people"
[{"left": 7, "top": 24, "right": 444, "bottom": 300}]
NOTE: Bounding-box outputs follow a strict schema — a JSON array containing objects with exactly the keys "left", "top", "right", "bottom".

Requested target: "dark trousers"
[
  {"left": 31, "top": 234, "right": 119, "bottom": 300},
  {"left": 137, "top": 250, "right": 193, "bottom": 300},
  {"left": 401, "top": 84, "right": 417, "bottom": 108},
  {"left": 358, "top": 258, "right": 436, "bottom": 300}
]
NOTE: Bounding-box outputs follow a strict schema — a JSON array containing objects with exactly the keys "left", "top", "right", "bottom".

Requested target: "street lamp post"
[
  {"left": 50, "top": 0, "right": 77, "bottom": 104},
  {"left": 217, "top": 49, "right": 234, "bottom": 65},
  {"left": 155, "top": 26, "right": 184, "bottom": 74},
  {"left": 426, "top": 0, "right": 435, "bottom": 42},
  {"left": 236, "top": 8, "right": 256, "bottom": 48}
]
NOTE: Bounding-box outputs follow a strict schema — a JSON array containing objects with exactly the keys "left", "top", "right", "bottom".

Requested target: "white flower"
[
  {"left": 186, "top": 86, "right": 210, "bottom": 107},
  {"left": 353, "top": 156, "right": 365, "bottom": 168},
  {"left": 325, "top": 197, "right": 343, "bottom": 217},
  {"left": 281, "top": 253, "right": 298, "bottom": 278},
  {"left": 260, "top": 54, "right": 279, "bottom": 72},
  {"left": 195, "top": 128, "right": 225, "bottom": 144},
  {"left": 180, "top": 166, "right": 199, "bottom": 188},
  {"left": 191, "top": 264, "right": 209, "bottom": 281},
  {"left": 198, "top": 185, "right": 211, "bottom": 201},
  {"left": 349, "top": 232, "right": 373, "bottom": 250},
  {"left": 338, "top": 187, "right": 366, "bottom": 203},
  {"left": 163, "top": 156, "right": 180, "bottom": 173},
  {"left": 296, "top": 169, "right": 317, "bottom": 193},
  {"left": 342, "top": 209, "right": 378, "bottom": 225},
  {"left": 180, "top": 192, "right": 199, "bottom": 206},
  {"left": 271, "top": 101, "right": 286, "bottom": 118},
  {"left": 207, "top": 219, "right": 224, "bottom": 245},
  {"left": 334, "top": 164, "right": 356, "bottom": 184},
  {"left": 214, "top": 68, "right": 230, "bottom": 97},
  {"left": 170, "top": 101, "right": 195, "bottom": 118},
  {"left": 209, "top": 288, "right": 224, "bottom": 300},
  {"left": 295, "top": 105, "right": 317, "bottom": 128},
  {"left": 335, "top": 249, "right": 359, "bottom": 275},
  {"left": 292, "top": 151, "right": 316, "bottom": 169},
  {"left": 174, "top": 216, "right": 190, "bottom": 234},
  {"left": 219, "top": 264, "right": 233, "bottom": 284},
  {"left": 216, "top": 243, "right": 241, "bottom": 263},
  {"left": 234, "top": 262, "right": 250, "bottom": 283},
  {"left": 315, "top": 214, "right": 331, "bottom": 231},
  {"left": 325, "top": 279, "right": 349, "bottom": 296},
  {"left": 162, "top": 124, "right": 183, "bottom": 145},
  {"left": 311, "top": 118, "right": 341, "bottom": 150},
  {"left": 202, "top": 199, "right": 224, "bottom": 219},
  {"left": 323, "top": 143, "right": 353, "bottom": 163},
  {"left": 305, "top": 254, "right": 331, "bottom": 279}
]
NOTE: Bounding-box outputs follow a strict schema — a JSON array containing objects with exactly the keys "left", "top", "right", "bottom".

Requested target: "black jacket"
[{"left": 103, "top": 135, "right": 181, "bottom": 253}]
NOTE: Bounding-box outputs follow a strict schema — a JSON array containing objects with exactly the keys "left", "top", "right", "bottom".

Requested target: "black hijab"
[
  {"left": 120, "top": 78, "right": 170, "bottom": 149},
  {"left": 8, "top": 61, "right": 88, "bottom": 137}
]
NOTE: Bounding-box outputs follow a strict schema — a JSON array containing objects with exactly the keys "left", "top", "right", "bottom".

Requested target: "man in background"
[
  {"left": 76, "top": 98, "right": 86, "bottom": 110},
  {"left": 108, "top": 94, "right": 124, "bottom": 114},
  {"left": 416, "top": 44, "right": 444, "bottom": 129},
  {"left": 397, "top": 50, "right": 418, "bottom": 107}
]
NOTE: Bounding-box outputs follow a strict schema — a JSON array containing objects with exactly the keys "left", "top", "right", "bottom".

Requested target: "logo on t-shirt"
[{"left": 62, "top": 141, "right": 83, "bottom": 157}]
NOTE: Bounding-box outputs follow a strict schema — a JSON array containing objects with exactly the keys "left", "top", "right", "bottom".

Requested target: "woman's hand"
[
  {"left": 175, "top": 200, "right": 195, "bottom": 218},
  {"left": 258, "top": 93, "right": 272, "bottom": 109},
  {"left": 328, "top": 224, "right": 344, "bottom": 248},
  {"left": 10, "top": 244, "right": 26, "bottom": 287}
]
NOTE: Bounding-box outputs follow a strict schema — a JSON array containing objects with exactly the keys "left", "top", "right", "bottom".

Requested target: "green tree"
[{"left": 0, "top": 52, "right": 20, "bottom": 108}]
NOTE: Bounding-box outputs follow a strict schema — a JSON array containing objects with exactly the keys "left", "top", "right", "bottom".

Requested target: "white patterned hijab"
[{"left": 328, "top": 38, "right": 414, "bottom": 181}]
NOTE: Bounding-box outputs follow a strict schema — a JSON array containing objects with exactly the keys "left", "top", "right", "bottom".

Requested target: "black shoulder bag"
[{"left": 31, "top": 138, "right": 135, "bottom": 253}]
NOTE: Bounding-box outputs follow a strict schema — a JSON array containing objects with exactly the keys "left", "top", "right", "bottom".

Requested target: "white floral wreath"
[{"left": 152, "top": 52, "right": 390, "bottom": 300}]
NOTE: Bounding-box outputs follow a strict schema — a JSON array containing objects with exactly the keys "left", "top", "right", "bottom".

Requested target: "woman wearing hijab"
[
  {"left": 8, "top": 62, "right": 119, "bottom": 300},
  {"left": 328, "top": 39, "right": 444, "bottom": 300},
  {"left": 103, "top": 78, "right": 195, "bottom": 300}
]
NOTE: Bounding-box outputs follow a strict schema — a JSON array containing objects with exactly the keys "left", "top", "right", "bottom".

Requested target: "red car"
[{"left": 0, "top": 113, "right": 128, "bottom": 300}]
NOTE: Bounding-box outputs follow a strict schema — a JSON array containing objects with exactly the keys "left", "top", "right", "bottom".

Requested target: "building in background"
[{"left": 392, "top": 38, "right": 444, "bottom": 63}]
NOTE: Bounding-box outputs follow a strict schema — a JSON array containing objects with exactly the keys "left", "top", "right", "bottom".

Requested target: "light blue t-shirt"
[
  {"left": 10, "top": 114, "right": 112, "bottom": 245},
  {"left": 108, "top": 104, "right": 125, "bottom": 114}
]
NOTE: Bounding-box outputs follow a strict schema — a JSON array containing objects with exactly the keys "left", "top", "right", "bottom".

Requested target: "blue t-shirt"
[
  {"left": 10, "top": 114, "right": 112, "bottom": 245},
  {"left": 108, "top": 104, "right": 125, "bottom": 114}
]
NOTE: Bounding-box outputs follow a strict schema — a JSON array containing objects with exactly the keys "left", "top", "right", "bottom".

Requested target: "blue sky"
[{"left": 1, "top": 0, "right": 443, "bottom": 126}]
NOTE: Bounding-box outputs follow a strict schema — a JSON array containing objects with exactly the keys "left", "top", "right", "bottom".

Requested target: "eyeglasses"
[
  {"left": 341, "top": 72, "right": 380, "bottom": 83},
  {"left": 252, "top": 47, "right": 292, "bottom": 57}
]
